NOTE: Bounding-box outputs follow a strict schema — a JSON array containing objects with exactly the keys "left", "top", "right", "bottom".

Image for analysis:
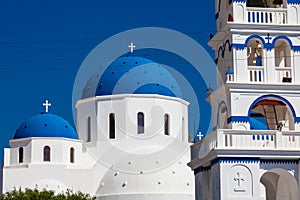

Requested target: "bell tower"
[
  {"left": 189, "top": 1, "right": 300, "bottom": 199},
  {"left": 209, "top": 0, "right": 300, "bottom": 131}
]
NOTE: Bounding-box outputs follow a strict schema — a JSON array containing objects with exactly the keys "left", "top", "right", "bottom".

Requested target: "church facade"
[
  {"left": 1, "top": 57, "right": 195, "bottom": 200},
  {"left": 188, "top": 0, "right": 300, "bottom": 199}
]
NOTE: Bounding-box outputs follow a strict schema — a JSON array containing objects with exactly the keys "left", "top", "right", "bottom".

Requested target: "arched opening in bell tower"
[
  {"left": 249, "top": 96, "right": 295, "bottom": 131},
  {"left": 260, "top": 168, "right": 299, "bottom": 200},
  {"left": 246, "top": 0, "right": 286, "bottom": 8},
  {"left": 275, "top": 39, "right": 292, "bottom": 82}
]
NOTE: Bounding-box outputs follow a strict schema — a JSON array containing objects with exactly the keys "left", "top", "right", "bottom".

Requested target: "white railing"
[
  {"left": 246, "top": 7, "right": 287, "bottom": 24},
  {"left": 248, "top": 66, "right": 264, "bottom": 82},
  {"left": 275, "top": 67, "right": 291, "bottom": 83},
  {"left": 194, "top": 129, "right": 300, "bottom": 159}
]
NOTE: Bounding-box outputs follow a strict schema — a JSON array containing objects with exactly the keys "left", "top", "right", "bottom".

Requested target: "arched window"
[
  {"left": 164, "top": 114, "right": 170, "bottom": 135},
  {"left": 19, "top": 147, "right": 24, "bottom": 163},
  {"left": 109, "top": 113, "right": 116, "bottom": 139},
  {"left": 70, "top": 147, "right": 75, "bottom": 163},
  {"left": 247, "top": 39, "right": 263, "bottom": 67},
  {"left": 87, "top": 116, "right": 91, "bottom": 142},
  {"left": 275, "top": 40, "right": 291, "bottom": 68},
  {"left": 275, "top": 39, "right": 292, "bottom": 82},
  {"left": 43, "top": 146, "right": 51, "bottom": 162},
  {"left": 137, "top": 112, "right": 144, "bottom": 134}
]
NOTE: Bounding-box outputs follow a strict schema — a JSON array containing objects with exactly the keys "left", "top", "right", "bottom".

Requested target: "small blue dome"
[
  {"left": 82, "top": 57, "right": 182, "bottom": 98},
  {"left": 14, "top": 113, "right": 78, "bottom": 139},
  {"left": 225, "top": 69, "right": 234, "bottom": 75}
]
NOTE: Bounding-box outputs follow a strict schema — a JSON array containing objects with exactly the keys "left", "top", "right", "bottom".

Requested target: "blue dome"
[
  {"left": 14, "top": 113, "right": 78, "bottom": 139},
  {"left": 82, "top": 57, "right": 182, "bottom": 98},
  {"left": 225, "top": 69, "right": 234, "bottom": 75}
]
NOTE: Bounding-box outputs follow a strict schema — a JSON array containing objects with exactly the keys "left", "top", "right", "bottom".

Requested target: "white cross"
[
  {"left": 197, "top": 132, "right": 204, "bottom": 140},
  {"left": 128, "top": 42, "right": 136, "bottom": 53},
  {"left": 42, "top": 100, "right": 52, "bottom": 113}
]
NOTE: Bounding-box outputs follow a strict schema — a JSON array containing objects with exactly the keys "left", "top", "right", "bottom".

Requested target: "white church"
[{"left": 2, "top": 0, "right": 300, "bottom": 200}]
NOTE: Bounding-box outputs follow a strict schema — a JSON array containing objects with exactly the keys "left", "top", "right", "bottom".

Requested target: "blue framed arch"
[
  {"left": 247, "top": 94, "right": 300, "bottom": 122},
  {"left": 232, "top": 35, "right": 267, "bottom": 50}
]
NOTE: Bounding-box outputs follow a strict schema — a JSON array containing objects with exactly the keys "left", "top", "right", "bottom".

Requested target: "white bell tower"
[{"left": 189, "top": 0, "right": 300, "bottom": 199}]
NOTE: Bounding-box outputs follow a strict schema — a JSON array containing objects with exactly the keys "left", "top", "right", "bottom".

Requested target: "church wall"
[
  {"left": 219, "top": 159, "right": 261, "bottom": 200},
  {"left": 76, "top": 98, "right": 98, "bottom": 143}
]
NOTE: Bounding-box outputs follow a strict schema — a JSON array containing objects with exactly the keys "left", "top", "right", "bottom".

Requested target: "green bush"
[{"left": 0, "top": 188, "right": 96, "bottom": 200}]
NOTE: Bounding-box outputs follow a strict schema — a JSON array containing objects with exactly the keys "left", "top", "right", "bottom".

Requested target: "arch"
[
  {"left": 247, "top": 37, "right": 264, "bottom": 66},
  {"left": 246, "top": 0, "right": 287, "bottom": 8},
  {"left": 274, "top": 39, "right": 291, "bottom": 68},
  {"left": 87, "top": 116, "right": 91, "bottom": 142},
  {"left": 248, "top": 95, "right": 296, "bottom": 130},
  {"left": 290, "top": 6, "right": 298, "bottom": 24},
  {"left": 18, "top": 147, "right": 24, "bottom": 163},
  {"left": 137, "top": 112, "right": 144, "bottom": 134},
  {"left": 70, "top": 147, "right": 75, "bottom": 163},
  {"left": 164, "top": 114, "right": 170, "bottom": 135},
  {"left": 217, "top": 101, "right": 229, "bottom": 129},
  {"left": 248, "top": 95, "right": 296, "bottom": 118},
  {"left": 109, "top": 113, "right": 116, "bottom": 139},
  {"left": 43, "top": 146, "right": 51, "bottom": 162},
  {"left": 235, "top": 4, "right": 245, "bottom": 23},
  {"left": 260, "top": 168, "right": 299, "bottom": 200},
  {"left": 272, "top": 36, "right": 293, "bottom": 48}
]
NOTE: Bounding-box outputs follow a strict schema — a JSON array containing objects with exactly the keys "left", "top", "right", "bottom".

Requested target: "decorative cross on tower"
[
  {"left": 265, "top": 33, "right": 272, "bottom": 44},
  {"left": 197, "top": 132, "right": 204, "bottom": 140},
  {"left": 233, "top": 172, "right": 246, "bottom": 192},
  {"left": 128, "top": 42, "right": 136, "bottom": 53},
  {"left": 42, "top": 100, "right": 52, "bottom": 113}
]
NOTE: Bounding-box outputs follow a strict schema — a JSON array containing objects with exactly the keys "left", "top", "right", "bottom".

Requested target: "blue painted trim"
[
  {"left": 217, "top": 40, "right": 232, "bottom": 59},
  {"left": 219, "top": 158, "right": 260, "bottom": 163},
  {"left": 227, "top": 116, "right": 249, "bottom": 124},
  {"left": 247, "top": 94, "right": 300, "bottom": 123},
  {"left": 233, "top": 35, "right": 300, "bottom": 51},
  {"left": 232, "top": 43, "right": 246, "bottom": 50},
  {"left": 272, "top": 36, "right": 300, "bottom": 52},
  {"left": 229, "top": 0, "right": 233, "bottom": 4},
  {"left": 232, "top": 35, "right": 267, "bottom": 50},
  {"left": 232, "top": 0, "right": 246, "bottom": 2}
]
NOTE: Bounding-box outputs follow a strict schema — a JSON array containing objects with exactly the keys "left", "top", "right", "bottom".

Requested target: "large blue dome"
[
  {"left": 14, "top": 113, "right": 78, "bottom": 139},
  {"left": 82, "top": 57, "right": 182, "bottom": 98}
]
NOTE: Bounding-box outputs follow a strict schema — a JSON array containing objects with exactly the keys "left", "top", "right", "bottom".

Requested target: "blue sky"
[{"left": 0, "top": 0, "right": 216, "bottom": 159}]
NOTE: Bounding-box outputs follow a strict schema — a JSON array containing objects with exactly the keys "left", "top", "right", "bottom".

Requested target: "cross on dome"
[
  {"left": 42, "top": 100, "right": 52, "bottom": 113},
  {"left": 128, "top": 42, "right": 136, "bottom": 53}
]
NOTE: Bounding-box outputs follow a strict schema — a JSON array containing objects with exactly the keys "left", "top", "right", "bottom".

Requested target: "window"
[
  {"left": 87, "top": 116, "right": 91, "bottom": 142},
  {"left": 137, "top": 112, "right": 144, "bottom": 134},
  {"left": 43, "top": 146, "right": 50, "bottom": 162},
  {"left": 109, "top": 113, "right": 116, "bottom": 139},
  {"left": 247, "top": 39, "right": 263, "bottom": 67},
  {"left": 19, "top": 147, "right": 24, "bottom": 163},
  {"left": 164, "top": 114, "right": 170, "bottom": 135},
  {"left": 70, "top": 147, "right": 75, "bottom": 163}
]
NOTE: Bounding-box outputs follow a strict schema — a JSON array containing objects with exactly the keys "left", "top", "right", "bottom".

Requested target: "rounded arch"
[
  {"left": 246, "top": 0, "right": 287, "bottom": 8},
  {"left": 248, "top": 95, "right": 296, "bottom": 118},
  {"left": 274, "top": 38, "right": 292, "bottom": 68},
  {"left": 245, "top": 35, "right": 266, "bottom": 47},
  {"left": 248, "top": 95, "right": 296, "bottom": 130},
  {"left": 217, "top": 101, "right": 229, "bottom": 129},
  {"left": 272, "top": 36, "right": 293, "bottom": 48},
  {"left": 247, "top": 37, "right": 265, "bottom": 66},
  {"left": 260, "top": 168, "right": 299, "bottom": 200}
]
